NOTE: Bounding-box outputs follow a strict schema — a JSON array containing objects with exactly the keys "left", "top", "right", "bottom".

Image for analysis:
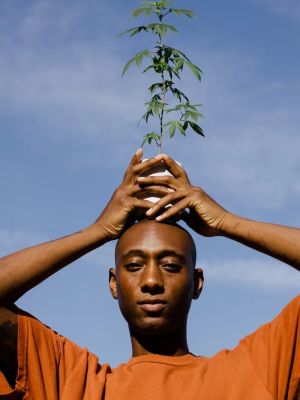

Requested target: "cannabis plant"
[{"left": 118, "top": 1, "right": 204, "bottom": 153}]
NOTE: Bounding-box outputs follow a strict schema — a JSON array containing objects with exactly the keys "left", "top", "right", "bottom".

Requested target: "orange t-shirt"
[{"left": 0, "top": 296, "right": 299, "bottom": 399}]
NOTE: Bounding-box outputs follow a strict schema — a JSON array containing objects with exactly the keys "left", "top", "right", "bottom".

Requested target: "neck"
[{"left": 130, "top": 326, "right": 190, "bottom": 357}]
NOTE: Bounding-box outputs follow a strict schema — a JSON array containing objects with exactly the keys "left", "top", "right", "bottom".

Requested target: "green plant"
[{"left": 118, "top": 0, "right": 204, "bottom": 153}]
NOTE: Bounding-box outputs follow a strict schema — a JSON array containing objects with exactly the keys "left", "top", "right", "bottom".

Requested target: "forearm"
[
  {"left": 0, "top": 224, "right": 109, "bottom": 304},
  {"left": 221, "top": 213, "right": 300, "bottom": 271}
]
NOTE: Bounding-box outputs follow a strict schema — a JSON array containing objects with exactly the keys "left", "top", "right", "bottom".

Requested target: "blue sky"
[{"left": 1, "top": 0, "right": 300, "bottom": 366}]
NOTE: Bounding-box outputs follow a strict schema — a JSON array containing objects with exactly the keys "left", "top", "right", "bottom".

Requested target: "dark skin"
[
  {"left": 109, "top": 220, "right": 203, "bottom": 356},
  {"left": 0, "top": 149, "right": 299, "bottom": 389}
]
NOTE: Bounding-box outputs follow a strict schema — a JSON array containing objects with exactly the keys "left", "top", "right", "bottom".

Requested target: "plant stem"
[
  {"left": 158, "top": 18, "right": 167, "bottom": 154},
  {"left": 159, "top": 70, "right": 166, "bottom": 153}
]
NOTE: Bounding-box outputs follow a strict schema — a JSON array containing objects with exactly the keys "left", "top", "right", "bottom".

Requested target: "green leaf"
[
  {"left": 142, "top": 65, "right": 155, "bottom": 74},
  {"left": 122, "top": 50, "right": 152, "bottom": 75},
  {"left": 174, "top": 58, "right": 184, "bottom": 72},
  {"left": 164, "top": 120, "right": 186, "bottom": 137},
  {"left": 142, "top": 132, "right": 161, "bottom": 147},
  {"left": 176, "top": 121, "right": 186, "bottom": 136},
  {"left": 184, "top": 61, "right": 202, "bottom": 81},
  {"left": 165, "top": 24, "right": 177, "bottom": 33},
  {"left": 121, "top": 50, "right": 151, "bottom": 75},
  {"left": 122, "top": 56, "right": 136, "bottom": 76},
  {"left": 117, "top": 25, "right": 147, "bottom": 38},
  {"left": 183, "top": 110, "right": 201, "bottom": 122},
  {"left": 132, "top": 7, "right": 152, "bottom": 17},
  {"left": 170, "top": 88, "right": 190, "bottom": 102},
  {"left": 170, "top": 8, "right": 194, "bottom": 18},
  {"left": 167, "top": 121, "right": 176, "bottom": 138},
  {"left": 135, "top": 50, "right": 152, "bottom": 66},
  {"left": 145, "top": 23, "right": 177, "bottom": 36},
  {"left": 172, "top": 48, "right": 191, "bottom": 62},
  {"left": 188, "top": 121, "right": 205, "bottom": 136}
]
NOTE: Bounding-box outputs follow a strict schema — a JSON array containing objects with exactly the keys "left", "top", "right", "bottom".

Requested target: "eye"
[
  {"left": 125, "top": 263, "right": 143, "bottom": 272},
  {"left": 162, "top": 263, "right": 182, "bottom": 272}
]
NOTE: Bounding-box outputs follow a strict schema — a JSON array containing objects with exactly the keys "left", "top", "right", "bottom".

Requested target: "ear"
[
  {"left": 109, "top": 268, "right": 118, "bottom": 300},
  {"left": 193, "top": 268, "right": 204, "bottom": 300}
]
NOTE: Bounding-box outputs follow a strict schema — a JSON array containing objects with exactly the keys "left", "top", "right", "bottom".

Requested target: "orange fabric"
[{"left": 0, "top": 296, "right": 299, "bottom": 399}]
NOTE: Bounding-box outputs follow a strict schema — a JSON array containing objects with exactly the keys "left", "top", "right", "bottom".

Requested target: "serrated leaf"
[
  {"left": 122, "top": 50, "right": 151, "bottom": 75},
  {"left": 142, "top": 65, "right": 154, "bottom": 74},
  {"left": 172, "top": 48, "right": 191, "bottom": 62},
  {"left": 176, "top": 121, "right": 186, "bottom": 136},
  {"left": 170, "top": 88, "right": 189, "bottom": 103},
  {"left": 132, "top": 7, "right": 152, "bottom": 17},
  {"left": 166, "top": 24, "right": 177, "bottom": 33},
  {"left": 141, "top": 132, "right": 161, "bottom": 147},
  {"left": 188, "top": 121, "right": 205, "bottom": 136},
  {"left": 170, "top": 8, "right": 194, "bottom": 18},
  {"left": 122, "top": 56, "right": 136, "bottom": 76},
  {"left": 117, "top": 25, "right": 147, "bottom": 38},
  {"left": 169, "top": 121, "right": 176, "bottom": 138},
  {"left": 174, "top": 58, "right": 184, "bottom": 71},
  {"left": 138, "top": 50, "right": 151, "bottom": 66},
  {"left": 184, "top": 110, "right": 201, "bottom": 122},
  {"left": 184, "top": 61, "right": 202, "bottom": 81}
]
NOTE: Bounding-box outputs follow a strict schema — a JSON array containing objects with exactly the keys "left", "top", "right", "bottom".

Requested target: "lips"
[{"left": 138, "top": 299, "right": 167, "bottom": 313}]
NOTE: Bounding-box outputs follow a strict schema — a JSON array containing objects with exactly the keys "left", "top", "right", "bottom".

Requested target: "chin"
[{"left": 129, "top": 317, "right": 179, "bottom": 337}]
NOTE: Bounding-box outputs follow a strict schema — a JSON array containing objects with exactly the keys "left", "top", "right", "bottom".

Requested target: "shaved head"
[{"left": 115, "top": 219, "right": 197, "bottom": 267}]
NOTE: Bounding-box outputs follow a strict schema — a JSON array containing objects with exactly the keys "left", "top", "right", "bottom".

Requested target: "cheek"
[
  {"left": 169, "top": 275, "right": 195, "bottom": 310},
  {"left": 116, "top": 275, "right": 139, "bottom": 317}
]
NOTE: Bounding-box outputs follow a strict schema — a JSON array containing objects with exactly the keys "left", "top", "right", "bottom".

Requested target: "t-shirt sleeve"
[
  {"left": 0, "top": 309, "right": 103, "bottom": 399},
  {"left": 240, "top": 295, "right": 300, "bottom": 399}
]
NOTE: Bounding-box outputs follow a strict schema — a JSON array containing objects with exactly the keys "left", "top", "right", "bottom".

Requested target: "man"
[{"left": 0, "top": 150, "right": 299, "bottom": 399}]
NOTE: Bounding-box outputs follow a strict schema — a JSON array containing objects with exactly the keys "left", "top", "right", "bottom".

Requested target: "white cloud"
[
  {"left": 204, "top": 258, "right": 300, "bottom": 290},
  {"left": 0, "top": 1, "right": 145, "bottom": 139},
  {"left": 1, "top": 1, "right": 299, "bottom": 212},
  {"left": 174, "top": 49, "right": 300, "bottom": 212}
]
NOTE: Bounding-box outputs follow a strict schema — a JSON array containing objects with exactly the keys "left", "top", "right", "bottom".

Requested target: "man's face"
[{"left": 110, "top": 220, "right": 203, "bottom": 336}]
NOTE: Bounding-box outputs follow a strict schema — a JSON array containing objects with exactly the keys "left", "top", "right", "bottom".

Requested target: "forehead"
[{"left": 115, "top": 221, "right": 195, "bottom": 264}]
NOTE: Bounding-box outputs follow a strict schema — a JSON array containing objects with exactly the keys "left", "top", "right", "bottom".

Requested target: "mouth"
[{"left": 137, "top": 299, "right": 167, "bottom": 313}]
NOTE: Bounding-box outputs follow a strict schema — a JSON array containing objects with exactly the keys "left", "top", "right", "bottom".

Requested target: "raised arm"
[
  {"left": 139, "top": 154, "right": 300, "bottom": 271},
  {"left": 0, "top": 150, "right": 169, "bottom": 389}
]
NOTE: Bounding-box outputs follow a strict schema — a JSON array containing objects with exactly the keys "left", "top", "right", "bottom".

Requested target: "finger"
[
  {"left": 137, "top": 175, "right": 179, "bottom": 189},
  {"left": 136, "top": 186, "right": 175, "bottom": 199},
  {"left": 132, "top": 198, "right": 154, "bottom": 210},
  {"left": 132, "top": 155, "right": 164, "bottom": 176},
  {"left": 160, "top": 154, "right": 190, "bottom": 182},
  {"left": 129, "top": 183, "right": 173, "bottom": 196},
  {"left": 155, "top": 197, "right": 190, "bottom": 222},
  {"left": 123, "top": 149, "right": 143, "bottom": 183},
  {"left": 146, "top": 191, "right": 187, "bottom": 216}
]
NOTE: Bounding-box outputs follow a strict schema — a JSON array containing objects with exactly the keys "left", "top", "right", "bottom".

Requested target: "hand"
[
  {"left": 136, "top": 154, "right": 229, "bottom": 237},
  {"left": 93, "top": 150, "right": 173, "bottom": 240}
]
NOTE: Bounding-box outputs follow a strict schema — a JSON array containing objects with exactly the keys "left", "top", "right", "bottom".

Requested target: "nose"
[{"left": 140, "top": 264, "right": 164, "bottom": 295}]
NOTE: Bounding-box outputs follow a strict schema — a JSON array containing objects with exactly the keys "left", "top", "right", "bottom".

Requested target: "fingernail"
[
  {"left": 146, "top": 209, "right": 153, "bottom": 215},
  {"left": 167, "top": 188, "right": 175, "bottom": 192},
  {"left": 156, "top": 215, "right": 162, "bottom": 221},
  {"left": 154, "top": 154, "right": 162, "bottom": 159}
]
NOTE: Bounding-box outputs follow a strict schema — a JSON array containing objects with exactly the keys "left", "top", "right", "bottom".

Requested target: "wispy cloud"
[
  {"left": 204, "top": 258, "right": 300, "bottom": 290},
  {"left": 175, "top": 49, "right": 300, "bottom": 212},
  {"left": 0, "top": 1, "right": 145, "bottom": 139},
  {"left": 1, "top": 1, "right": 299, "bottom": 213}
]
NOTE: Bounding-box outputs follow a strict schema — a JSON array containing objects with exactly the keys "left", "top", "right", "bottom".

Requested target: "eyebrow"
[{"left": 120, "top": 249, "right": 187, "bottom": 263}]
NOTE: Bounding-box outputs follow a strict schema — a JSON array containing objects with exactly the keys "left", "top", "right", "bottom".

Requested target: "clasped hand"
[{"left": 95, "top": 150, "right": 229, "bottom": 240}]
